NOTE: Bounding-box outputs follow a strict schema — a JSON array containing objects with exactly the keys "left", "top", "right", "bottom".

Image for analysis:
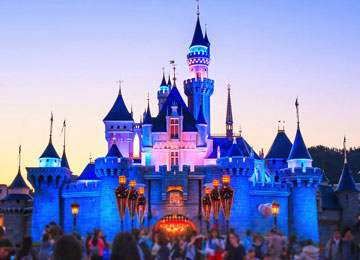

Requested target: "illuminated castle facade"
[{"left": 4, "top": 10, "right": 354, "bottom": 244}]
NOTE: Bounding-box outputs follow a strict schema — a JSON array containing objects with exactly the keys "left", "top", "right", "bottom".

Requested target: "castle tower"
[
  {"left": 184, "top": 11, "right": 214, "bottom": 135},
  {"left": 103, "top": 85, "right": 134, "bottom": 158},
  {"left": 142, "top": 99, "right": 153, "bottom": 147},
  {"left": 279, "top": 99, "right": 321, "bottom": 243},
  {"left": 1, "top": 147, "right": 32, "bottom": 243},
  {"left": 157, "top": 72, "right": 169, "bottom": 112},
  {"left": 60, "top": 120, "right": 70, "bottom": 170},
  {"left": 196, "top": 104, "right": 207, "bottom": 147},
  {"left": 27, "top": 115, "right": 72, "bottom": 241},
  {"left": 226, "top": 85, "right": 233, "bottom": 141},
  {"left": 335, "top": 137, "right": 360, "bottom": 230}
]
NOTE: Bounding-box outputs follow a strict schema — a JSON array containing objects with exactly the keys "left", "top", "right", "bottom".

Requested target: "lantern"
[
  {"left": 205, "top": 187, "right": 211, "bottom": 195},
  {"left": 222, "top": 175, "right": 230, "bottom": 185},
  {"left": 130, "top": 180, "right": 137, "bottom": 188},
  {"left": 272, "top": 200, "right": 280, "bottom": 216},
  {"left": 139, "top": 187, "right": 145, "bottom": 195},
  {"left": 119, "top": 175, "right": 126, "bottom": 185},
  {"left": 0, "top": 214, "right": 4, "bottom": 227},
  {"left": 212, "top": 179, "right": 220, "bottom": 188},
  {"left": 71, "top": 200, "right": 80, "bottom": 215}
]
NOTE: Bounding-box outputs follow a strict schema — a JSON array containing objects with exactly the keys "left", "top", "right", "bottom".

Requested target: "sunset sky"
[{"left": 1, "top": 0, "right": 359, "bottom": 185}]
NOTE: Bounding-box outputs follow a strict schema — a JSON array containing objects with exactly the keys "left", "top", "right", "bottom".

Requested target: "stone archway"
[{"left": 154, "top": 214, "right": 197, "bottom": 236}]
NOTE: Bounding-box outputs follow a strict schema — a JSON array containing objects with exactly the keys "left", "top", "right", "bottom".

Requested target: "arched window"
[
  {"left": 171, "top": 151, "right": 179, "bottom": 165},
  {"left": 133, "top": 133, "right": 140, "bottom": 158}
]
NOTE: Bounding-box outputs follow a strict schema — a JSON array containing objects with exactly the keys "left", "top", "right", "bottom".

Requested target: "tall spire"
[
  {"left": 226, "top": 84, "right": 233, "bottom": 141},
  {"left": 62, "top": 119, "right": 66, "bottom": 150},
  {"left": 170, "top": 60, "right": 177, "bottom": 87},
  {"left": 130, "top": 105, "right": 133, "bottom": 118},
  {"left": 344, "top": 136, "right": 348, "bottom": 164},
  {"left": 49, "top": 112, "right": 53, "bottom": 143},
  {"left": 18, "top": 144, "right": 21, "bottom": 173},
  {"left": 196, "top": 0, "right": 200, "bottom": 17},
  {"left": 117, "top": 80, "right": 123, "bottom": 96},
  {"left": 61, "top": 119, "right": 70, "bottom": 169},
  {"left": 295, "top": 97, "right": 300, "bottom": 129}
]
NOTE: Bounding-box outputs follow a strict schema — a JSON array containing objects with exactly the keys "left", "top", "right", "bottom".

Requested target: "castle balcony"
[
  {"left": 187, "top": 51, "right": 209, "bottom": 59},
  {"left": 184, "top": 78, "right": 214, "bottom": 96}
]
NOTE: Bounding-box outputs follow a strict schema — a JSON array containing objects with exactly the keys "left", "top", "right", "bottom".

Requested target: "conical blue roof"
[
  {"left": 288, "top": 128, "right": 312, "bottom": 160},
  {"left": 61, "top": 149, "right": 70, "bottom": 169},
  {"left": 336, "top": 163, "right": 359, "bottom": 192},
  {"left": 204, "top": 30, "right": 210, "bottom": 45},
  {"left": 143, "top": 104, "right": 152, "bottom": 125},
  {"left": 40, "top": 141, "right": 60, "bottom": 159},
  {"left": 106, "top": 143, "right": 123, "bottom": 158},
  {"left": 76, "top": 163, "right": 100, "bottom": 181},
  {"left": 104, "top": 93, "right": 133, "bottom": 121},
  {"left": 266, "top": 130, "right": 292, "bottom": 159},
  {"left": 227, "top": 139, "right": 244, "bottom": 157},
  {"left": 196, "top": 105, "right": 207, "bottom": 125},
  {"left": 9, "top": 169, "right": 29, "bottom": 189},
  {"left": 160, "top": 74, "right": 167, "bottom": 87},
  {"left": 167, "top": 75, "right": 172, "bottom": 87},
  {"left": 190, "top": 17, "right": 206, "bottom": 47}
]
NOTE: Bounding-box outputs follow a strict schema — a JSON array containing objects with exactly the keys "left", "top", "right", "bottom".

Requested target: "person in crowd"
[
  {"left": 53, "top": 235, "right": 82, "bottom": 260},
  {"left": 295, "top": 239, "right": 318, "bottom": 260},
  {"left": 39, "top": 233, "right": 53, "bottom": 260},
  {"left": 245, "top": 248, "right": 259, "bottom": 260},
  {"left": 325, "top": 229, "right": 341, "bottom": 260},
  {"left": 156, "top": 231, "right": 170, "bottom": 260},
  {"left": 132, "top": 228, "right": 152, "bottom": 260},
  {"left": 170, "top": 236, "right": 182, "bottom": 260},
  {"left": 205, "top": 228, "right": 224, "bottom": 260},
  {"left": 251, "top": 233, "right": 264, "bottom": 260},
  {"left": 42, "top": 225, "right": 51, "bottom": 236},
  {"left": 49, "top": 221, "right": 62, "bottom": 241},
  {"left": 0, "top": 239, "right": 12, "bottom": 260},
  {"left": 243, "top": 230, "right": 252, "bottom": 254},
  {"left": 222, "top": 232, "right": 245, "bottom": 260},
  {"left": 89, "top": 229, "right": 105, "bottom": 260},
  {"left": 151, "top": 231, "right": 160, "bottom": 259},
  {"left": 16, "top": 236, "right": 38, "bottom": 260},
  {"left": 183, "top": 231, "right": 197, "bottom": 260},
  {"left": 263, "top": 253, "right": 272, "bottom": 260},
  {"left": 267, "top": 229, "right": 282, "bottom": 259},
  {"left": 111, "top": 232, "right": 140, "bottom": 260},
  {"left": 287, "top": 235, "right": 301, "bottom": 259},
  {"left": 339, "top": 228, "right": 359, "bottom": 260},
  {"left": 318, "top": 243, "right": 326, "bottom": 260},
  {"left": 85, "top": 232, "right": 92, "bottom": 258}
]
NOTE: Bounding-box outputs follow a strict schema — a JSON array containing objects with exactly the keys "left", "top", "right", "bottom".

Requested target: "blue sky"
[{"left": 0, "top": 0, "right": 359, "bottom": 184}]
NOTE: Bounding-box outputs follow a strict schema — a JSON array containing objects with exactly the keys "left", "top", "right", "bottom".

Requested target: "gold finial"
[{"left": 117, "top": 80, "right": 123, "bottom": 96}]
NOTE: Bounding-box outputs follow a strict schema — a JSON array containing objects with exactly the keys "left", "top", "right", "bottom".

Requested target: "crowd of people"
[{"left": 0, "top": 222, "right": 359, "bottom": 260}]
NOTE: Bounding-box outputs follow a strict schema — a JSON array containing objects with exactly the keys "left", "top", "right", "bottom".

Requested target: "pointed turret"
[
  {"left": 39, "top": 114, "right": 61, "bottom": 167},
  {"left": 103, "top": 89, "right": 133, "bottom": 121},
  {"left": 143, "top": 100, "right": 152, "bottom": 125},
  {"left": 227, "top": 137, "right": 243, "bottom": 157},
  {"left": 106, "top": 137, "right": 123, "bottom": 158},
  {"left": 60, "top": 120, "right": 70, "bottom": 169},
  {"left": 336, "top": 137, "right": 359, "bottom": 192},
  {"left": 266, "top": 129, "right": 292, "bottom": 160},
  {"left": 160, "top": 73, "right": 167, "bottom": 88},
  {"left": 190, "top": 16, "right": 206, "bottom": 47},
  {"left": 167, "top": 75, "right": 172, "bottom": 89},
  {"left": 158, "top": 71, "right": 170, "bottom": 111},
  {"left": 288, "top": 128, "right": 312, "bottom": 160},
  {"left": 9, "top": 168, "right": 29, "bottom": 189},
  {"left": 226, "top": 85, "right": 233, "bottom": 141},
  {"left": 76, "top": 162, "right": 100, "bottom": 182}
]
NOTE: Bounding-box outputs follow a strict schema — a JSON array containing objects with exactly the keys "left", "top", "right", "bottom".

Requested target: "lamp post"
[
  {"left": 115, "top": 175, "right": 129, "bottom": 231},
  {"left": 71, "top": 200, "right": 80, "bottom": 235},
  {"left": 271, "top": 200, "right": 280, "bottom": 232},
  {"left": 202, "top": 187, "right": 212, "bottom": 232},
  {"left": 210, "top": 179, "right": 221, "bottom": 227},
  {"left": 220, "top": 175, "right": 234, "bottom": 233},
  {"left": 137, "top": 187, "right": 147, "bottom": 229},
  {"left": 128, "top": 180, "right": 139, "bottom": 229}
]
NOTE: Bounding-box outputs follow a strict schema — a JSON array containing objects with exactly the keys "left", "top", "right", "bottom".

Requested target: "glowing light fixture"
[
  {"left": 139, "top": 187, "right": 145, "bottom": 195},
  {"left": 119, "top": 176, "right": 126, "bottom": 185},
  {"left": 212, "top": 179, "right": 220, "bottom": 188},
  {"left": 130, "top": 180, "right": 136, "bottom": 188},
  {"left": 222, "top": 175, "right": 230, "bottom": 185}
]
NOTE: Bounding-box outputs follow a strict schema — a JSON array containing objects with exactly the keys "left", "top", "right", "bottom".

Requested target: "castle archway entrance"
[{"left": 154, "top": 214, "right": 197, "bottom": 236}]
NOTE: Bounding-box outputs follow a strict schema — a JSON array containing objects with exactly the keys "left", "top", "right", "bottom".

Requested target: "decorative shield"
[
  {"left": 202, "top": 195, "right": 212, "bottom": 222},
  {"left": 127, "top": 188, "right": 139, "bottom": 220},
  {"left": 115, "top": 185, "right": 129, "bottom": 221},
  {"left": 136, "top": 196, "right": 147, "bottom": 226},
  {"left": 210, "top": 188, "right": 221, "bottom": 220},
  {"left": 220, "top": 186, "right": 234, "bottom": 220}
]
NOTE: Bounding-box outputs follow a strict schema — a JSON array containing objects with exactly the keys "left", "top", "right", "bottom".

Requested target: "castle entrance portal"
[{"left": 154, "top": 214, "right": 197, "bottom": 236}]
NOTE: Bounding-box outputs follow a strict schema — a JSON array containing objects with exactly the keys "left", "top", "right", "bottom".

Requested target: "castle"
[{"left": 1, "top": 8, "right": 359, "bottom": 244}]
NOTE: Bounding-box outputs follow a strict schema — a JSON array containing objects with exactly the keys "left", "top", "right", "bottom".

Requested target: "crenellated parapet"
[
  {"left": 279, "top": 167, "right": 322, "bottom": 187},
  {"left": 62, "top": 182, "right": 101, "bottom": 198},
  {"left": 26, "top": 167, "right": 72, "bottom": 189},
  {"left": 184, "top": 78, "right": 214, "bottom": 96},
  {"left": 95, "top": 157, "right": 132, "bottom": 178},
  {"left": 250, "top": 182, "right": 290, "bottom": 196}
]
